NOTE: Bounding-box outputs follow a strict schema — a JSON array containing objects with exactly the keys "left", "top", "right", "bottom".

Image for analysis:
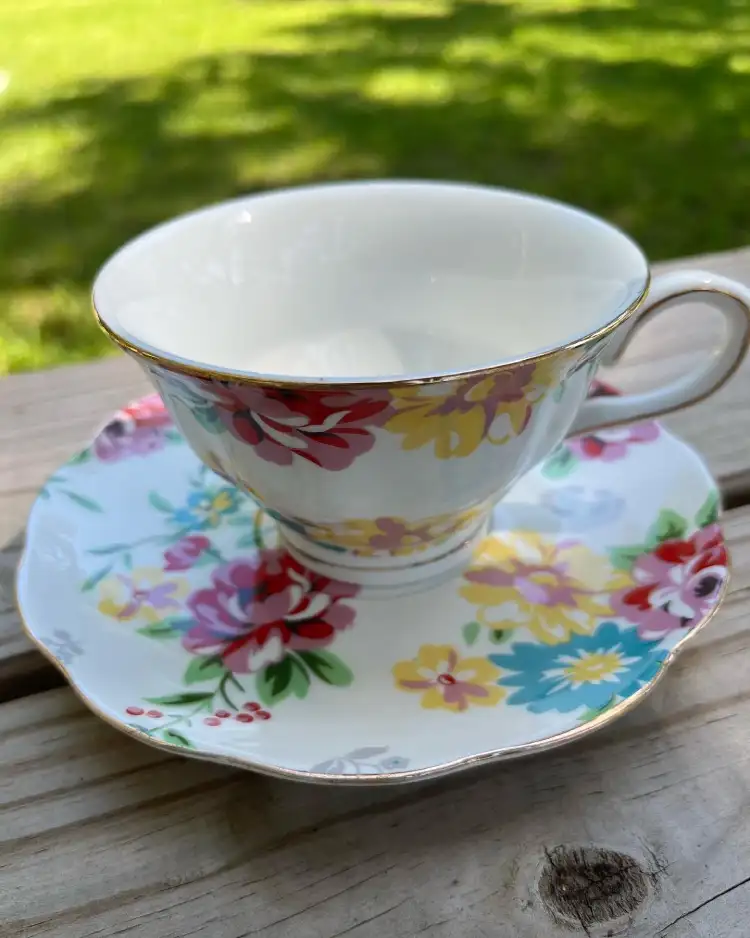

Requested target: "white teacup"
[{"left": 93, "top": 181, "right": 750, "bottom": 593}]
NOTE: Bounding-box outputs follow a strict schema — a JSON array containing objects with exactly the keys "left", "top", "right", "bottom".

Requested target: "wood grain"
[
  {"left": 1, "top": 246, "right": 750, "bottom": 685},
  {"left": 0, "top": 356, "right": 151, "bottom": 690},
  {"left": 2, "top": 504, "right": 750, "bottom": 938}
]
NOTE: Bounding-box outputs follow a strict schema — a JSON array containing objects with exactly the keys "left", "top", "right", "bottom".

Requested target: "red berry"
[
  {"left": 235, "top": 712, "right": 254, "bottom": 723},
  {"left": 126, "top": 706, "right": 144, "bottom": 716},
  {"left": 204, "top": 717, "right": 221, "bottom": 726},
  {"left": 146, "top": 709, "right": 163, "bottom": 719},
  {"left": 215, "top": 710, "right": 231, "bottom": 719},
  {"left": 243, "top": 701, "right": 262, "bottom": 712},
  {"left": 255, "top": 710, "right": 271, "bottom": 721}
]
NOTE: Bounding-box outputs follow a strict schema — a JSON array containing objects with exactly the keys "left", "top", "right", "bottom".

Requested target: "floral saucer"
[{"left": 17, "top": 387, "right": 729, "bottom": 784}]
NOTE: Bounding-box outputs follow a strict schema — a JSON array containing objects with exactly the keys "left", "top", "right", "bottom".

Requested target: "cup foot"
[{"left": 278, "top": 512, "right": 492, "bottom": 599}]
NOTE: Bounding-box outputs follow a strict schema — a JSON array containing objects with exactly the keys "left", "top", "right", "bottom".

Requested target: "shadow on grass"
[{"left": 1, "top": 0, "right": 750, "bottom": 369}]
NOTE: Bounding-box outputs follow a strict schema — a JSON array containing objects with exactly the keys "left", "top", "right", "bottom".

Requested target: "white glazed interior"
[{"left": 93, "top": 182, "right": 649, "bottom": 382}]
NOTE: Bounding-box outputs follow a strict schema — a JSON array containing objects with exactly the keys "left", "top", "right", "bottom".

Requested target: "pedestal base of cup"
[{"left": 278, "top": 512, "right": 492, "bottom": 598}]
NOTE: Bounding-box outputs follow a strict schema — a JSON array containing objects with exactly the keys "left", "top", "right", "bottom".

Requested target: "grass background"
[{"left": 1, "top": 0, "right": 749, "bottom": 374}]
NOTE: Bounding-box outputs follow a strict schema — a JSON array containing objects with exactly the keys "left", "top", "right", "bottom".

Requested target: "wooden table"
[{"left": 4, "top": 248, "right": 750, "bottom": 938}]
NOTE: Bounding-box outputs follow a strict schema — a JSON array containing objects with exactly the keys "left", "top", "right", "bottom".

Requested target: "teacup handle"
[{"left": 569, "top": 270, "right": 750, "bottom": 435}]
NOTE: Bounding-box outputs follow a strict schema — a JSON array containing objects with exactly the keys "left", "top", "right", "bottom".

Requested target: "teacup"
[{"left": 93, "top": 181, "right": 750, "bottom": 593}]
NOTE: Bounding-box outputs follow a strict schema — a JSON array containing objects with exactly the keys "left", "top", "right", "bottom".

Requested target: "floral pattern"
[
  {"left": 124, "top": 699, "right": 272, "bottom": 749},
  {"left": 393, "top": 644, "right": 504, "bottom": 712},
  {"left": 384, "top": 363, "right": 551, "bottom": 459},
  {"left": 164, "top": 372, "right": 392, "bottom": 470},
  {"left": 23, "top": 388, "right": 729, "bottom": 776},
  {"left": 542, "top": 381, "right": 661, "bottom": 478},
  {"left": 98, "top": 568, "right": 189, "bottom": 624},
  {"left": 164, "top": 535, "right": 212, "bottom": 571},
  {"left": 311, "top": 747, "right": 410, "bottom": 775},
  {"left": 41, "top": 629, "right": 84, "bottom": 665},
  {"left": 612, "top": 522, "right": 727, "bottom": 640},
  {"left": 489, "top": 621, "right": 666, "bottom": 714},
  {"left": 460, "top": 533, "right": 631, "bottom": 644},
  {"left": 305, "top": 508, "right": 481, "bottom": 556},
  {"left": 567, "top": 422, "right": 660, "bottom": 462},
  {"left": 168, "top": 484, "right": 243, "bottom": 532},
  {"left": 183, "top": 550, "right": 358, "bottom": 674},
  {"left": 94, "top": 394, "right": 176, "bottom": 462}
]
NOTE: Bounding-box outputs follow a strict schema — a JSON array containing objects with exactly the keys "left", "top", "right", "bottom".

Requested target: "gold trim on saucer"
[
  {"left": 16, "top": 556, "right": 731, "bottom": 786},
  {"left": 15, "top": 452, "right": 731, "bottom": 786}
]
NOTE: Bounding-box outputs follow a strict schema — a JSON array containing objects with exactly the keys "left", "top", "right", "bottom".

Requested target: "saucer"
[{"left": 17, "top": 389, "right": 729, "bottom": 784}]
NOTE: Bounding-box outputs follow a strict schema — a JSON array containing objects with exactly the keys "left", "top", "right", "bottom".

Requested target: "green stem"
[
  {"left": 216, "top": 670, "right": 242, "bottom": 710},
  {"left": 143, "top": 701, "right": 209, "bottom": 737}
]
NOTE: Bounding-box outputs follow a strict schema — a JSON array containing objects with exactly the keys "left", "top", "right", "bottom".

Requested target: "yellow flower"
[
  {"left": 385, "top": 362, "right": 553, "bottom": 459},
  {"left": 98, "top": 567, "right": 188, "bottom": 624},
  {"left": 308, "top": 509, "right": 481, "bottom": 557},
  {"left": 460, "top": 533, "right": 632, "bottom": 645},
  {"left": 393, "top": 643, "right": 505, "bottom": 712}
]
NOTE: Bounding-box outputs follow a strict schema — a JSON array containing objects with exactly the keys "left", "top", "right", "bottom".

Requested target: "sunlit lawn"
[{"left": 1, "top": 0, "right": 749, "bottom": 373}]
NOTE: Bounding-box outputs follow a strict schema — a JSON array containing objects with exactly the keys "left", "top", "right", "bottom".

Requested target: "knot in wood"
[{"left": 539, "top": 845, "right": 649, "bottom": 932}]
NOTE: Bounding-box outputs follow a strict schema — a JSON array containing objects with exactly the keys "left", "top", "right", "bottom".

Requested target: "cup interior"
[{"left": 93, "top": 181, "right": 649, "bottom": 382}]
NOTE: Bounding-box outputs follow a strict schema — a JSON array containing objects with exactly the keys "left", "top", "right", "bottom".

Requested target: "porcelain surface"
[
  {"left": 17, "top": 389, "right": 729, "bottom": 784},
  {"left": 92, "top": 185, "right": 750, "bottom": 590}
]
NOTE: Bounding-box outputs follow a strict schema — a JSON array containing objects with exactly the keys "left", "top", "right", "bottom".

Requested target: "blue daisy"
[
  {"left": 171, "top": 486, "right": 242, "bottom": 532},
  {"left": 489, "top": 621, "right": 667, "bottom": 714}
]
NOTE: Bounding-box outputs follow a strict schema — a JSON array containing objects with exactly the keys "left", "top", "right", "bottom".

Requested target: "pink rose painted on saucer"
[
  {"left": 183, "top": 549, "right": 359, "bottom": 673},
  {"left": 567, "top": 422, "right": 660, "bottom": 462},
  {"left": 612, "top": 524, "right": 727, "bottom": 639},
  {"left": 163, "top": 535, "right": 212, "bottom": 571},
  {"left": 94, "top": 394, "right": 174, "bottom": 462}
]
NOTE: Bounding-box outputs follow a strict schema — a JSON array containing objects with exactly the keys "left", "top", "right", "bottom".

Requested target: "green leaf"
[
  {"left": 541, "top": 446, "right": 577, "bottom": 480},
  {"left": 145, "top": 692, "right": 214, "bottom": 706},
  {"left": 62, "top": 490, "right": 104, "bottom": 513},
  {"left": 297, "top": 649, "right": 354, "bottom": 687},
  {"left": 609, "top": 544, "right": 647, "bottom": 572},
  {"left": 696, "top": 491, "right": 720, "bottom": 528},
  {"left": 149, "top": 491, "right": 175, "bottom": 513},
  {"left": 645, "top": 509, "right": 688, "bottom": 548},
  {"left": 257, "top": 655, "right": 310, "bottom": 705},
  {"left": 81, "top": 563, "right": 113, "bottom": 592},
  {"left": 161, "top": 729, "right": 194, "bottom": 749},
  {"left": 235, "top": 533, "right": 258, "bottom": 549},
  {"left": 462, "top": 621, "right": 481, "bottom": 647},
  {"left": 183, "top": 655, "right": 226, "bottom": 685},
  {"left": 193, "top": 406, "right": 223, "bottom": 435},
  {"left": 579, "top": 695, "right": 617, "bottom": 724},
  {"left": 489, "top": 629, "right": 510, "bottom": 645},
  {"left": 137, "top": 619, "right": 182, "bottom": 640},
  {"left": 68, "top": 449, "right": 92, "bottom": 465}
]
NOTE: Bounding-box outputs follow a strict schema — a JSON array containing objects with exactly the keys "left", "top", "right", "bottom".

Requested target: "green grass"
[{"left": 1, "top": 0, "right": 750, "bottom": 373}]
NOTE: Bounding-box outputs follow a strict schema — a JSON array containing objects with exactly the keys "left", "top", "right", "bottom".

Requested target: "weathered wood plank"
[
  {"left": 2, "top": 246, "right": 750, "bottom": 689},
  {"left": 0, "top": 357, "right": 151, "bottom": 691},
  {"left": 1, "top": 505, "right": 750, "bottom": 938}
]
